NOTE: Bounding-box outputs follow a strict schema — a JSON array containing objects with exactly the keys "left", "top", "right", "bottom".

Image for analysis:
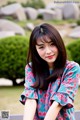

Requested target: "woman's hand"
[
  {"left": 44, "top": 101, "right": 62, "bottom": 120},
  {"left": 23, "top": 99, "right": 37, "bottom": 120}
]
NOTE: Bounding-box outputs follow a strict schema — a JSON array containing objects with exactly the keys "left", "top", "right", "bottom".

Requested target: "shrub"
[
  {"left": 21, "top": 0, "right": 45, "bottom": 9},
  {"left": 66, "top": 48, "right": 72, "bottom": 61},
  {"left": 77, "top": 19, "right": 80, "bottom": 25},
  {"left": 66, "top": 39, "right": 80, "bottom": 64},
  {"left": 37, "top": 14, "right": 43, "bottom": 19},
  {"left": 3, "top": 16, "right": 16, "bottom": 21},
  {"left": 0, "top": 36, "right": 29, "bottom": 85}
]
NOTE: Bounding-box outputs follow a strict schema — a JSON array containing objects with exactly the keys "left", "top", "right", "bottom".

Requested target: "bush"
[
  {"left": 37, "top": 14, "right": 43, "bottom": 19},
  {"left": 77, "top": 19, "right": 80, "bottom": 25},
  {"left": 0, "top": 36, "right": 29, "bottom": 85},
  {"left": 21, "top": 0, "right": 45, "bottom": 9},
  {"left": 66, "top": 48, "right": 72, "bottom": 61},
  {"left": 3, "top": 16, "right": 16, "bottom": 21},
  {"left": 66, "top": 39, "right": 80, "bottom": 64}
]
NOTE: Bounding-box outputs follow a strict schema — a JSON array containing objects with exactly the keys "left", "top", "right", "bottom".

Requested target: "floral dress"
[{"left": 19, "top": 60, "right": 80, "bottom": 120}]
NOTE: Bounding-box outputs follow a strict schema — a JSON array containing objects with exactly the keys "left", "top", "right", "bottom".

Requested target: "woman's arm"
[
  {"left": 23, "top": 98, "right": 37, "bottom": 120},
  {"left": 44, "top": 101, "right": 62, "bottom": 120}
]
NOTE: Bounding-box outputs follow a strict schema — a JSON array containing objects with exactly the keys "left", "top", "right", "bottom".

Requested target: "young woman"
[{"left": 20, "top": 23, "right": 80, "bottom": 120}]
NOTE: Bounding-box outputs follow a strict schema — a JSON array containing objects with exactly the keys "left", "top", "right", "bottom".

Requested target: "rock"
[
  {"left": 62, "top": 3, "right": 79, "bottom": 19},
  {"left": 46, "top": 2, "right": 63, "bottom": 9},
  {"left": 55, "top": 9, "right": 62, "bottom": 20},
  {"left": 0, "top": 3, "right": 26, "bottom": 21},
  {"left": 69, "top": 23, "right": 78, "bottom": 28},
  {"left": 58, "top": 30, "right": 67, "bottom": 38},
  {"left": 38, "top": 8, "right": 62, "bottom": 20},
  {"left": 0, "top": 19, "right": 25, "bottom": 35},
  {"left": 69, "top": 26, "right": 80, "bottom": 38},
  {"left": 26, "top": 23, "right": 34, "bottom": 31},
  {"left": 38, "top": 9, "right": 46, "bottom": 14},
  {"left": 24, "top": 7, "right": 38, "bottom": 20},
  {"left": 39, "top": 9, "right": 56, "bottom": 20},
  {"left": 46, "top": 2, "right": 57, "bottom": 10},
  {"left": 0, "top": 31, "right": 15, "bottom": 38}
]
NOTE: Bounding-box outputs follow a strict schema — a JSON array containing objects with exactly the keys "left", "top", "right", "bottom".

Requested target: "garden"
[
  {"left": 0, "top": 0, "right": 80, "bottom": 115},
  {"left": 0, "top": 19, "right": 80, "bottom": 114}
]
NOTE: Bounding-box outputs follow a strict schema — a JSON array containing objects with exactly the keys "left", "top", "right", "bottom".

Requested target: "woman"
[{"left": 20, "top": 23, "right": 80, "bottom": 120}]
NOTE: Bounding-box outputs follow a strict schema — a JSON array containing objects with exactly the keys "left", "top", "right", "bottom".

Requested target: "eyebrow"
[
  {"left": 36, "top": 44, "right": 44, "bottom": 46},
  {"left": 36, "top": 41, "right": 52, "bottom": 46}
]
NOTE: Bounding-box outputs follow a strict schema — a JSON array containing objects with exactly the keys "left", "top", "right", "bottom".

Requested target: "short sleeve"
[
  {"left": 50, "top": 62, "right": 80, "bottom": 109},
  {"left": 19, "top": 64, "right": 38, "bottom": 105}
]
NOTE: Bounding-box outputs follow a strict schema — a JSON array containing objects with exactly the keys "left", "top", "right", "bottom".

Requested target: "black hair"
[{"left": 27, "top": 23, "right": 67, "bottom": 90}]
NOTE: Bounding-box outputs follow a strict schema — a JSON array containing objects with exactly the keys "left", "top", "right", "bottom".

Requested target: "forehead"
[{"left": 36, "top": 36, "right": 52, "bottom": 44}]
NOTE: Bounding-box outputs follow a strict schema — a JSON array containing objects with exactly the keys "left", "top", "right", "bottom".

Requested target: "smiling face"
[{"left": 36, "top": 37, "right": 58, "bottom": 69}]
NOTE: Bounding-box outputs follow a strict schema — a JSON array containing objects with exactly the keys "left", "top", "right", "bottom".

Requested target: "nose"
[{"left": 46, "top": 47, "right": 51, "bottom": 54}]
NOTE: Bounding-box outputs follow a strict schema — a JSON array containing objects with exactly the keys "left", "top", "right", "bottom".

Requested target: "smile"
[{"left": 46, "top": 55, "right": 54, "bottom": 59}]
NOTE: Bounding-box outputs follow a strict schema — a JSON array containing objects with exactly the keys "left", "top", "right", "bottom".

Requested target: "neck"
[{"left": 48, "top": 63, "right": 53, "bottom": 70}]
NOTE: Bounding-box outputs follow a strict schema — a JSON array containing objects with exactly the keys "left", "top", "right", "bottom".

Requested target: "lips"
[{"left": 46, "top": 55, "right": 54, "bottom": 59}]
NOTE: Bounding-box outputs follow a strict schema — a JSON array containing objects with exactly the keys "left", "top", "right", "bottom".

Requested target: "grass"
[
  {"left": 0, "top": 86, "right": 24, "bottom": 114},
  {"left": 15, "top": 19, "right": 77, "bottom": 28},
  {"left": 0, "top": 86, "right": 80, "bottom": 115}
]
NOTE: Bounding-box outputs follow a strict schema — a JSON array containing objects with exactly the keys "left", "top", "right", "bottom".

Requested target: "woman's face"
[{"left": 36, "top": 37, "right": 58, "bottom": 69}]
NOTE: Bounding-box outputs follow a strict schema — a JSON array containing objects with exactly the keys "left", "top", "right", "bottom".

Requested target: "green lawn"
[
  {"left": 0, "top": 86, "right": 80, "bottom": 114},
  {"left": 0, "top": 86, "right": 24, "bottom": 114}
]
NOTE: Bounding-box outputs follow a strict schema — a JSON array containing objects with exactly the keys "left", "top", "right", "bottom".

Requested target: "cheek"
[
  {"left": 36, "top": 49, "right": 45, "bottom": 58},
  {"left": 56, "top": 49, "right": 58, "bottom": 57},
  {"left": 37, "top": 50, "right": 44, "bottom": 56},
  {"left": 56, "top": 48, "right": 58, "bottom": 54},
  {"left": 54, "top": 47, "right": 58, "bottom": 53}
]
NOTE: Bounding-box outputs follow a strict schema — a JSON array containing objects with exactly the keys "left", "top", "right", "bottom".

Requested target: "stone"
[
  {"left": 62, "top": 3, "right": 80, "bottom": 19},
  {"left": 54, "top": 9, "right": 62, "bottom": 20},
  {"left": 26, "top": 23, "right": 34, "bottom": 31},
  {"left": 0, "top": 19, "right": 25, "bottom": 35},
  {"left": 69, "top": 23, "right": 78, "bottom": 28},
  {"left": 46, "top": 2, "right": 63, "bottom": 9},
  {"left": 46, "top": 2, "right": 57, "bottom": 10},
  {"left": 58, "top": 30, "right": 67, "bottom": 38},
  {"left": 38, "top": 8, "right": 62, "bottom": 20},
  {"left": 0, "top": 3, "right": 26, "bottom": 21},
  {"left": 69, "top": 26, "right": 80, "bottom": 38},
  {"left": 39, "top": 9, "right": 56, "bottom": 20},
  {"left": 0, "top": 31, "right": 15, "bottom": 38},
  {"left": 24, "top": 7, "right": 38, "bottom": 20}
]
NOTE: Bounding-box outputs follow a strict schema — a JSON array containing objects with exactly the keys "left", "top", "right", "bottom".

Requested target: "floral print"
[{"left": 19, "top": 60, "right": 80, "bottom": 120}]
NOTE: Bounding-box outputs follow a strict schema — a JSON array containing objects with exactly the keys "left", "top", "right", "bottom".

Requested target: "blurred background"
[{"left": 0, "top": 0, "right": 80, "bottom": 115}]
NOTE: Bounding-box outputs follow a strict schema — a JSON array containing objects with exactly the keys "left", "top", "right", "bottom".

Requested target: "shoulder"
[
  {"left": 63, "top": 60, "right": 80, "bottom": 75},
  {"left": 25, "top": 62, "right": 35, "bottom": 78},
  {"left": 66, "top": 60, "right": 80, "bottom": 70},
  {"left": 25, "top": 62, "right": 32, "bottom": 71}
]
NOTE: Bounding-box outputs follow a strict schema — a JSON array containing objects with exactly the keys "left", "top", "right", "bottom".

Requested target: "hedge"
[
  {"left": 66, "top": 48, "right": 72, "bottom": 61},
  {"left": 66, "top": 39, "right": 80, "bottom": 65},
  {"left": 0, "top": 35, "right": 29, "bottom": 85}
]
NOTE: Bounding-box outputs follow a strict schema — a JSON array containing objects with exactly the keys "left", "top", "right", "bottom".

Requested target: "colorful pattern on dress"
[{"left": 19, "top": 60, "right": 80, "bottom": 120}]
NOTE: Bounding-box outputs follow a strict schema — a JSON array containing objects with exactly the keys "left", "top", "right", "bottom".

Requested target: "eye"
[
  {"left": 38, "top": 46, "right": 44, "bottom": 49},
  {"left": 50, "top": 42, "right": 54, "bottom": 46}
]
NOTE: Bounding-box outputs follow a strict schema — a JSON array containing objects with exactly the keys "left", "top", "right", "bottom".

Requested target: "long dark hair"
[{"left": 27, "top": 23, "right": 67, "bottom": 90}]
